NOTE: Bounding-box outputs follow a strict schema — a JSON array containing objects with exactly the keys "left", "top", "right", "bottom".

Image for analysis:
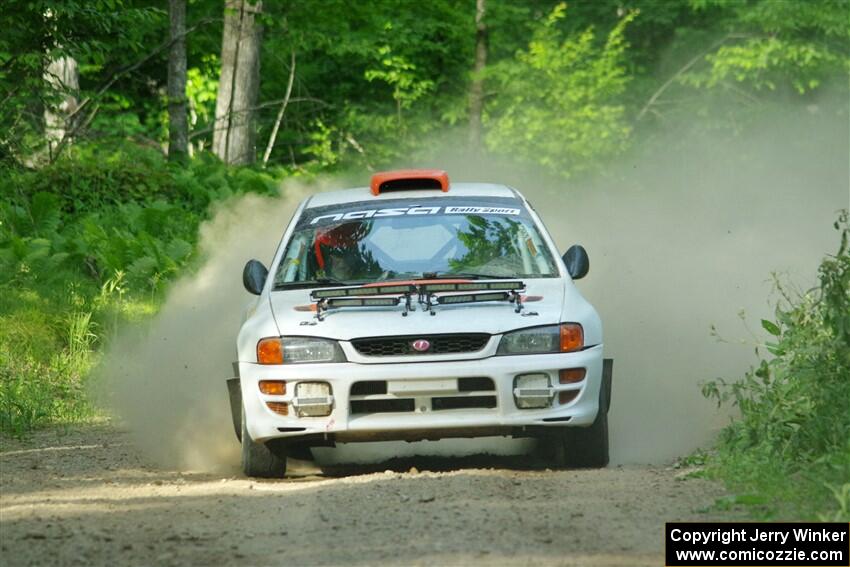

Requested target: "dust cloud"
[
  {"left": 435, "top": 96, "right": 849, "bottom": 463},
  {"left": 101, "top": 93, "right": 847, "bottom": 471},
  {"left": 100, "top": 185, "right": 310, "bottom": 470}
]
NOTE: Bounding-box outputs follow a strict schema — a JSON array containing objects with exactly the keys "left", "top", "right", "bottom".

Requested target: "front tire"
[
  {"left": 241, "top": 406, "right": 288, "bottom": 478},
  {"left": 545, "top": 380, "right": 610, "bottom": 469},
  {"left": 556, "top": 404, "right": 609, "bottom": 468}
]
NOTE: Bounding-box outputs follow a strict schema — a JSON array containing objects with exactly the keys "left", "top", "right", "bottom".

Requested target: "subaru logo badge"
[{"left": 411, "top": 339, "right": 431, "bottom": 352}]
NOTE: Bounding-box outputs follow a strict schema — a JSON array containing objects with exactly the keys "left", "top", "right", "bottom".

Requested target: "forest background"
[{"left": 1, "top": 0, "right": 848, "bottom": 520}]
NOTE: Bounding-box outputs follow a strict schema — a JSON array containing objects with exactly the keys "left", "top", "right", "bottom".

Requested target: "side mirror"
[
  {"left": 243, "top": 259, "right": 268, "bottom": 295},
  {"left": 562, "top": 245, "right": 589, "bottom": 280}
]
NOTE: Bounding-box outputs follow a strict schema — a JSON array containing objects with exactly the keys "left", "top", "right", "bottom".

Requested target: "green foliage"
[
  {"left": 255, "top": 0, "right": 473, "bottom": 169},
  {"left": 6, "top": 0, "right": 843, "bottom": 170},
  {"left": 186, "top": 55, "right": 221, "bottom": 153},
  {"left": 365, "top": 37, "right": 436, "bottom": 122},
  {"left": 704, "top": 39, "right": 839, "bottom": 94},
  {"left": 5, "top": 144, "right": 173, "bottom": 213},
  {"left": 0, "top": 0, "right": 165, "bottom": 160},
  {"left": 483, "top": 4, "right": 636, "bottom": 178},
  {"left": 0, "top": 145, "right": 285, "bottom": 435},
  {"left": 302, "top": 119, "right": 340, "bottom": 169},
  {"left": 0, "top": 288, "right": 100, "bottom": 435},
  {"left": 686, "top": 0, "right": 849, "bottom": 95},
  {"left": 0, "top": 151, "right": 281, "bottom": 293},
  {"left": 702, "top": 212, "right": 850, "bottom": 520}
]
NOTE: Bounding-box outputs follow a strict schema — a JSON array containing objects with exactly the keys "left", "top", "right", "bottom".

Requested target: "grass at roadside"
[
  {"left": 0, "top": 144, "right": 289, "bottom": 436},
  {"left": 0, "top": 277, "right": 158, "bottom": 435},
  {"left": 700, "top": 212, "right": 850, "bottom": 521},
  {"left": 707, "top": 448, "right": 850, "bottom": 521}
]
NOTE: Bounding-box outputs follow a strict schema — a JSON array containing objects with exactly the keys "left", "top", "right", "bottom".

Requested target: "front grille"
[
  {"left": 350, "top": 381, "right": 388, "bottom": 396},
  {"left": 351, "top": 398, "right": 415, "bottom": 414},
  {"left": 349, "top": 376, "right": 499, "bottom": 415},
  {"left": 351, "top": 334, "right": 490, "bottom": 357},
  {"left": 432, "top": 395, "right": 497, "bottom": 411},
  {"left": 458, "top": 377, "right": 495, "bottom": 392}
]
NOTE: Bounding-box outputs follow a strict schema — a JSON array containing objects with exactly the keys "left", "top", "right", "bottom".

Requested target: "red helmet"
[{"left": 313, "top": 222, "right": 365, "bottom": 269}]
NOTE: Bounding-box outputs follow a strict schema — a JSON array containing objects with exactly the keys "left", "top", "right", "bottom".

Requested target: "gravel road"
[{"left": 1, "top": 425, "right": 738, "bottom": 566}]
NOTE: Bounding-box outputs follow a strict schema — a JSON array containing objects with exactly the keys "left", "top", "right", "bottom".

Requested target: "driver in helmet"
[
  {"left": 314, "top": 222, "right": 369, "bottom": 282},
  {"left": 324, "top": 247, "right": 360, "bottom": 281}
]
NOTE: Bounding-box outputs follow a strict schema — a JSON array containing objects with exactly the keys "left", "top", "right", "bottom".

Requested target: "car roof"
[{"left": 305, "top": 182, "right": 522, "bottom": 209}]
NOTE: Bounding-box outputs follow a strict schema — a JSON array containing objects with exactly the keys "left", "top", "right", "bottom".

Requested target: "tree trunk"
[
  {"left": 213, "top": 0, "right": 263, "bottom": 165},
  {"left": 43, "top": 55, "right": 79, "bottom": 159},
  {"left": 468, "top": 0, "right": 487, "bottom": 152},
  {"left": 212, "top": 0, "right": 239, "bottom": 160},
  {"left": 167, "top": 0, "right": 189, "bottom": 160},
  {"left": 262, "top": 50, "right": 295, "bottom": 167}
]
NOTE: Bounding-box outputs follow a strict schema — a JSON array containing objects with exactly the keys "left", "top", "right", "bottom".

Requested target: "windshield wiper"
[
  {"left": 421, "top": 271, "right": 507, "bottom": 280},
  {"left": 274, "top": 278, "right": 351, "bottom": 290}
]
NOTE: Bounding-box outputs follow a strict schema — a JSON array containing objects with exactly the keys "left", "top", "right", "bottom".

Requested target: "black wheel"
[
  {"left": 558, "top": 408, "right": 609, "bottom": 468},
  {"left": 241, "top": 405, "right": 288, "bottom": 478},
  {"left": 227, "top": 378, "right": 242, "bottom": 442},
  {"left": 546, "top": 380, "right": 610, "bottom": 469}
]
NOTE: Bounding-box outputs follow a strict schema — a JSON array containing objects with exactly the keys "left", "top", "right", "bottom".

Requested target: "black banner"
[
  {"left": 666, "top": 522, "right": 849, "bottom": 566},
  {"left": 297, "top": 196, "right": 527, "bottom": 229}
]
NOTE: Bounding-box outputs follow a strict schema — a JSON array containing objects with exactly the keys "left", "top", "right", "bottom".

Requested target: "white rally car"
[{"left": 228, "top": 169, "right": 612, "bottom": 477}]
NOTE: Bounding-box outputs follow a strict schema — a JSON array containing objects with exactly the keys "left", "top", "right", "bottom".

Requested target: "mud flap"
[
  {"left": 226, "top": 377, "right": 242, "bottom": 442},
  {"left": 602, "top": 358, "right": 613, "bottom": 414}
]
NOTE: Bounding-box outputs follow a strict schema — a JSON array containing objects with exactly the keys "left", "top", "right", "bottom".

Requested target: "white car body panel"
[{"left": 234, "top": 182, "right": 605, "bottom": 444}]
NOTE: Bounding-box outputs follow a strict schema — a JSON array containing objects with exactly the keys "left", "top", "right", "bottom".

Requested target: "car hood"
[{"left": 268, "top": 279, "right": 566, "bottom": 340}]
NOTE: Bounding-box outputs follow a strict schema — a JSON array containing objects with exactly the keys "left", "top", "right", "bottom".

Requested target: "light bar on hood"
[
  {"left": 436, "top": 292, "right": 511, "bottom": 305},
  {"left": 326, "top": 297, "right": 402, "bottom": 308},
  {"left": 312, "top": 284, "right": 416, "bottom": 300},
  {"left": 421, "top": 281, "right": 525, "bottom": 293}
]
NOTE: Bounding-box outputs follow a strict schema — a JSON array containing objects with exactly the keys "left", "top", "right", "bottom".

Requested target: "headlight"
[
  {"left": 497, "top": 323, "right": 583, "bottom": 355},
  {"left": 257, "top": 337, "right": 346, "bottom": 364}
]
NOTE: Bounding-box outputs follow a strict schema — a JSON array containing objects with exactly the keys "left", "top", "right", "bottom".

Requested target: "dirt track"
[{"left": 1, "top": 425, "right": 739, "bottom": 566}]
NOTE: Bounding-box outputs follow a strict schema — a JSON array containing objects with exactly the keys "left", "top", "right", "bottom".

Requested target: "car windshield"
[{"left": 274, "top": 199, "right": 559, "bottom": 288}]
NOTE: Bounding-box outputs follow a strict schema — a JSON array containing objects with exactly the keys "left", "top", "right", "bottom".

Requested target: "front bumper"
[{"left": 237, "top": 345, "right": 604, "bottom": 443}]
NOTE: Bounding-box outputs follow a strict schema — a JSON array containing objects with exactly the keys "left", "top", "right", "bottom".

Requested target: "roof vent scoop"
[{"left": 370, "top": 169, "right": 449, "bottom": 196}]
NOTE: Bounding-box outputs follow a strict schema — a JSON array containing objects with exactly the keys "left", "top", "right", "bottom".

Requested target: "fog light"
[
  {"left": 259, "top": 380, "right": 286, "bottom": 395},
  {"left": 513, "top": 373, "right": 553, "bottom": 409},
  {"left": 266, "top": 401, "right": 289, "bottom": 416},
  {"left": 558, "top": 368, "right": 586, "bottom": 384},
  {"left": 558, "top": 390, "right": 579, "bottom": 405},
  {"left": 293, "top": 381, "right": 334, "bottom": 417}
]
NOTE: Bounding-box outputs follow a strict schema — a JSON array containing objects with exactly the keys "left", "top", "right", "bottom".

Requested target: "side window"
[{"left": 276, "top": 232, "right": 311, "bottom": 284}]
